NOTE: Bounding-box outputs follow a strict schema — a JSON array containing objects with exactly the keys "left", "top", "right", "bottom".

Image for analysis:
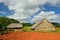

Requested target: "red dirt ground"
[{"left": 0, "top": 32, "right": 60, "bottom": 40}]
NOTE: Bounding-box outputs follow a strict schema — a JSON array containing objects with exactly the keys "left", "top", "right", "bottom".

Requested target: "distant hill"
[
  {"left": 52, "top": 23, "right": 60, "bottom": 28},
  {"left": 22, "top": 23, "right": 32, "bottom": 26}
]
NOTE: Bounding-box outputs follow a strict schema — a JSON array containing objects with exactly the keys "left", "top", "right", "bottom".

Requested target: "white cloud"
[
  {"left": 54, "top": 14, "right": 60, "bottom": 23},
  {"left": 0, "top": 0, "right": 60, "bottom": 23},
  {"left": 8, "top": 7, "right": 40, "bottom": 17},
  {"left": 31, "top": 11, "right": 59, "bottom": 23},
  {"left": 47, "top": 15, "right": 58, "bottom": 19},
  {"left": 0, "top": 0, "right": 3, "bottom": 2},
  {"left": 7, "top": 7, "right": 41, "bottom": 23}
]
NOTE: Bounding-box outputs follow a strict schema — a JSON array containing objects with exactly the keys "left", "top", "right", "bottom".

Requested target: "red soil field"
[{"left": 0, "top": 32, "right": 60, "bottom": 40}]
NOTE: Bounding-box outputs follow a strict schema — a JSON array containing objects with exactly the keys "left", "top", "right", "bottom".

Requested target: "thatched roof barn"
[
  {"left": 7, "top": 23, "right": 23, "bottom": 28},
  {"left": 6, "top": 23, "right": 23, "bottom": 31},
  {"left": 31, "top": 19, "right": 55, "bottom": 31}
]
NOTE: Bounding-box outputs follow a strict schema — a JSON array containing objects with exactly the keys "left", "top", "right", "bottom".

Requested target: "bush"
[
  {"left": 0, "top": 16, "right": 19, "bottom": 34},
  {"left": 0, "top": 23, "right": 6, "bottom": 34}
]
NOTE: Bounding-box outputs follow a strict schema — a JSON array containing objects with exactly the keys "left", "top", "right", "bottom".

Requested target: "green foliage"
[
  {"left": 22, "top": 23, "right": 32, "bottom": 26},
  {"left": 21, "top": 23, "right": 32, "bottom": 31},
  {"left": 23, "top": 26, "right": 33, "bottom": 32},
  {"left": 52, "top": 23, "right": 60, "bottom": 28},
  {"left": 0, "top": 16, "right": 19, "bottom": 34}
]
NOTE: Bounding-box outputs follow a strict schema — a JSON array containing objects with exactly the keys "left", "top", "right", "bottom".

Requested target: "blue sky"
[
  {"left": 0, "top": 0, "right": 60, "bottom": 23},
  {"left": 43, "top": 3, "right": 60, "bottom": 14},
  {"left": 0, "top": 3, "right": 14, "bottom": 16}
]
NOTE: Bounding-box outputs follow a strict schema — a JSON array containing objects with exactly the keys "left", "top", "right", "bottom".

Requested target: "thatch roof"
[
  {"left": 31, "top": 19, "right": 55, "bottom": 31},
  {"left": 7, "top": 23, "right": 23, "bottom": 28}
]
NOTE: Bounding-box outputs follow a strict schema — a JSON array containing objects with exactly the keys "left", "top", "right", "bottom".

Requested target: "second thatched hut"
[
  {"left": 6, "top": 23, "right": 23, "bottom": 31},
  {"left": 31, "top": 19, "right": 55, "bottom": 31}
]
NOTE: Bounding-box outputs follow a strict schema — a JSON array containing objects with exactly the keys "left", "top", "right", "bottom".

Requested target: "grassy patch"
[
  {"left": 23, "top": 26, "right": 33, "bottom": 32},
  {"left": 23, "top": 26, "right": 60, "bottom": 33},
  {"left": 55, "top": 29, "right": 60, "bottom": 33}
]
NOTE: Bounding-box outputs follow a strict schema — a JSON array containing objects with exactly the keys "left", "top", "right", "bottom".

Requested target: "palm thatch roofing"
[
  {"left": 31, "top": 19, "right": 55, "bottom": 31},
  {"left": 7, "top": 23, "right": 23, "bottom": 29}
]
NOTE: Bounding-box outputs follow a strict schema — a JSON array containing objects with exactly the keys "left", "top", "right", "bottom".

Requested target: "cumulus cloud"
[
  {"left": 31, "top": 11, "right": 58, "bottom": 23},
  {"left": 0, "top": 0, "right": 60, "bottom": 23},
  {"left": 7, "top": 7, "right": 40, "bottom": 23}
]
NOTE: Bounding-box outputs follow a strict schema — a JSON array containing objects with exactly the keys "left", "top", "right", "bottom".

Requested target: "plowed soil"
[{"left": 0, "top": 32, "right": 60, "bottom": 40}]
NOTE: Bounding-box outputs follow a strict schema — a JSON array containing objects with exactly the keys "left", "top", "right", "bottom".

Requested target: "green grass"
[
  {"left": 54, "top": 29, "right": 60, "bottom": 33},
  {"left": 23, "top": 26, "right": 60, "bottom": 33},
  {"left": 1, "top": 26, "right": 60, "bottom": 35},
  {"left": 23, "top": 26, "right": 33, "bottom": 32}
]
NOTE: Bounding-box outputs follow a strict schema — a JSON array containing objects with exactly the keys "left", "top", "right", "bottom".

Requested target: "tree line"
[{"left": 0, "top": 16, "right": 19, "bottom": 34}]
